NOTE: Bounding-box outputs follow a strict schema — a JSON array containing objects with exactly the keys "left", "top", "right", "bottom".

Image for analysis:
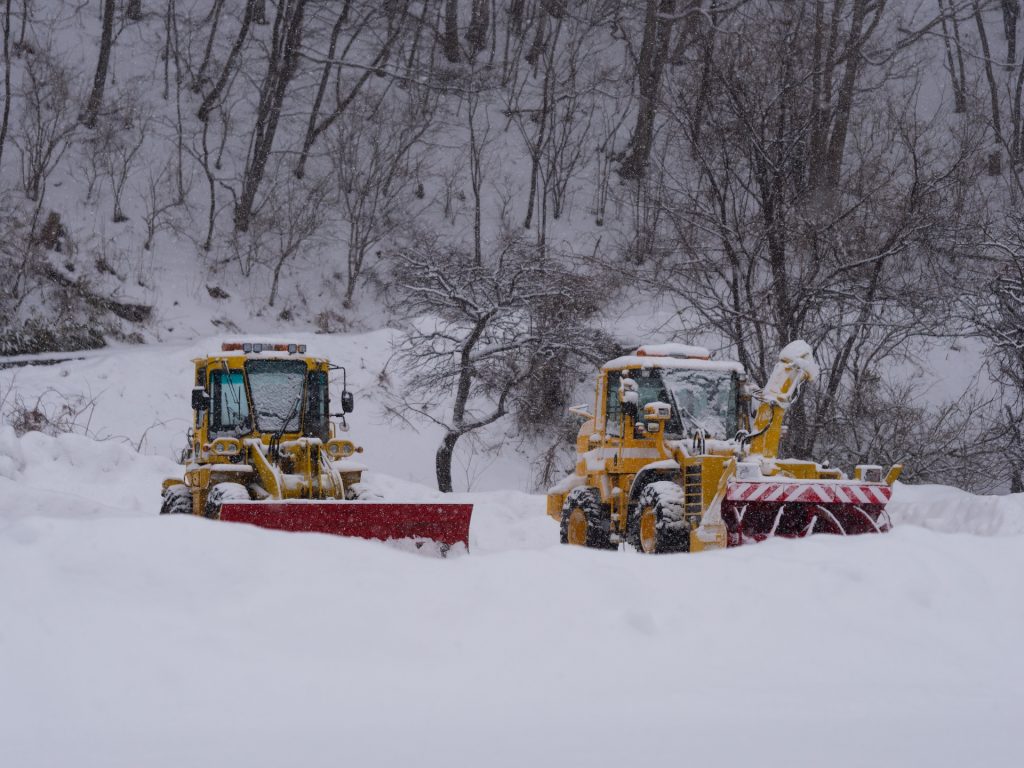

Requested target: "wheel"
[
  {"left": 160, "top": 484, "right": 192, "bottom": 515},
  {"left": 559, "top": 486, "right": 616, "bottom": 550},
  {"left": 203, "top": 482, "right": 251, "bottom": 519},
  {"left": 633, "top": 481, "right": 689, "bottom": 554}
]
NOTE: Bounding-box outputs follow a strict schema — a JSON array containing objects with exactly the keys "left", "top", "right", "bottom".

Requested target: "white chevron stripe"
[
  {"left": 869, "top": 486, "right": 890, "bottom": 503},
  {"left": 728, "top": 481, "right": 892, "bottom": 506},
  {"left": 786, "top": 485, "right": 809, "bottom": 502},
  {"left": 747, "top": 483, "right": 771, "bottom": 501},
  {"left": 851, "top": 486, "right": 870, "bottom": 503}
]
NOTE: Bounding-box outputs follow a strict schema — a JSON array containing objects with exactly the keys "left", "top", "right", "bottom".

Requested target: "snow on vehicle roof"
[
  {"left": 634, "top": 343, "right": 711, "bottom": 358},
  {"left": 602, "top": 355, "right": 745, "bottom": 373}
]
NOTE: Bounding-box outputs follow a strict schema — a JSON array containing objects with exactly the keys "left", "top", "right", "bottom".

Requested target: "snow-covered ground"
[{"left": 1, "top": 336, "right": 1023, "bottom": 767}]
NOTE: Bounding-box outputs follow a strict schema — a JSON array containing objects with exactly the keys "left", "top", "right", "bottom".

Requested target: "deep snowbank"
[
  {"left": 1, "top": 427, "right": 1023, "bottom": 767},
  {"left": 889, "top": 482, "right": 1024, "bottom": 536},
  {"left": 1, "top": 508, "right": 1021, "bottom": 768}
]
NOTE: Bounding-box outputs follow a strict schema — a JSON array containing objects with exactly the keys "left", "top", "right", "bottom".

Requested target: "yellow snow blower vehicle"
[
  {"left": 547, "top": 341, "right": 901, "bottom": 552},
  {"left": 160, "top": 342, "right": 472, "bottom": 550}
]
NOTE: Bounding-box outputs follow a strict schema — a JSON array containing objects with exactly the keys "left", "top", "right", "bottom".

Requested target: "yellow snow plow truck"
[
  {"left": 547, "top": 342, "right": 901, "bottom": 552},
  {"left": 160, "top": 342, "right": 471, "bottom": 549}
]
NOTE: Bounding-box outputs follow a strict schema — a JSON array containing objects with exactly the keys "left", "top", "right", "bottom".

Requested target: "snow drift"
[{"left": 1, "top": 425, "right": 1022, "bottom": 767}]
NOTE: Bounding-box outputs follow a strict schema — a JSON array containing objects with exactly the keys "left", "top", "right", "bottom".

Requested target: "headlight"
[
  {"left": 327, "top": 440, "right": 356, "bottom": 458},
  {"left": 210, "top": 438, "right": 241, "bottom": 456}
]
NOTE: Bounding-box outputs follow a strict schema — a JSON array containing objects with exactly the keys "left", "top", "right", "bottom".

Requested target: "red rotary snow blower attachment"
[
  {"left": 159, "top": 342, "right": 472, "bottom": 553},
  {"left": 717, "top": 471, "right": 893, "bottom": 546}
]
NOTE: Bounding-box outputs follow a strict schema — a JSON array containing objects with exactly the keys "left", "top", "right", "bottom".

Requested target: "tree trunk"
[
  {"left": 192, "top": 0, "right": 226, "bottom": 92},
  {"left": 126, "top": 0, "right": 142, "bottom": 21},
  {"left": 1003, "top": 0, "right": 1019, "bottom": 69},
  {"left": 975, "top": 0, "right": 1006, "bottom": 173},
  {"left": 466, "top": 0, "right": 488, "bottom": 59},
  {"left": 0, "top": 0, "right": 11, "bottom": 171},
  {"left": 79, "top": 0, "right": 116, "bottom": 128},
  {"left": 435, "top": 431, "right": 460, "bottom": 492},
  {"left": 523, "top": 59, "right": 553, "bottom": 230},
  {"left": 619, "top": 0, "right": 674, "bottom": 180},
  {"left": 443, "top": 0, "right": 460, "bottom": 62},
  {"left": 234, "top": 0, "right": 308, "bottom": 232},
  {"left": 295, "top": 13, "right": 402, "bottom": 179},
  {"left": 198, "top": 0, "right": 259, "bottom": 122},
  {"left": 938, "top": 0, "right": 967, "bottom": 113},
  {"left": 823, "top": 0, "right": 870, "bottom": 188}
]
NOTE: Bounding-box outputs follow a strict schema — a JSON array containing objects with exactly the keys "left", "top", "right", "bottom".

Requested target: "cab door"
[{"left": 601, "top": 369, "right": 625, "bottom": 476}]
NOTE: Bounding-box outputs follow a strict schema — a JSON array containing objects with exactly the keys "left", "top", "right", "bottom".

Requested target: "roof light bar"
[{"left": 221, "top": 342, "right": 308, "bottom": 354}]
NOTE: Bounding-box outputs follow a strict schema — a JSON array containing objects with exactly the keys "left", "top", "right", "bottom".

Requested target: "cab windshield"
[
  {"left": 658, "top": 368, "right": 738, "bottom": 439},
  {"left": 245, "top": 359, "right": 307, "bottom": 433},
  {"left": 606, "top": 367, "right": 739, "bottom": 440}
]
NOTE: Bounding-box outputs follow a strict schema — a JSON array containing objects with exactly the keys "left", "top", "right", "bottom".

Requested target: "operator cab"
[
  {"left": 192, "top": 342, "right": 351, "bottom": 446},
  {"left": 601, "top": 344, "right": 746, "bottom": 442}
]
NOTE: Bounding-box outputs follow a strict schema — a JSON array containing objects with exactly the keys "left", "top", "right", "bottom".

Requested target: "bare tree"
[
  {"left": 96, "top": 107, "right": 148, "bottom": 223},
  {"left": 970, "top": 216, "right": 1024, "bottom": 490},
  {"left": 388, "top": 234, "right": 607, "bottom": 492},
  {"left": 331, "top": 88, "right": 434, "bottom": 304},
  {"left": 294, "top": 2, "right": 408, "bottom": 180},
  {"left": 828, "top": 375, "right": 1005, "bottom": 493},
  {"left": 139, "top": 161, "right": 185, "bottom": 250},
  {"left": 14, "top": 50, "right": 77, "bottom": 202},
  {"left": 657, "top": 0, "right": 977, "bottom": 460},
  {"left": 226, "top": 170, "right": 331, "bottom": 307}
]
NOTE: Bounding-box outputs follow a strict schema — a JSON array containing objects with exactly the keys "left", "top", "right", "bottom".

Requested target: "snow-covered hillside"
[{"left": 1, "top": 335, "right": 1023, "bottom": 767}]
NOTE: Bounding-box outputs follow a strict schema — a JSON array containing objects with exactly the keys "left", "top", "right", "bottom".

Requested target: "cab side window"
[
  {"left": 194, "top": 367, "right": 206, "bottom": 428},
  {"left": 210, "top": 370, "right": 250, "bottom": 434},
  {"left": 605, "top": 371, "right": 621, "bottom": 437},
  {"left": 303, "top": 370, "right": 329, "bottom": 441}
]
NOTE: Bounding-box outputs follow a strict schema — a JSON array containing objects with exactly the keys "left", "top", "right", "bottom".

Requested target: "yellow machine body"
[
  {"left": 161, "top": 344, "right": 363, "bottom": 516},
  {"left": 547, "top": 342, "right": 901, "bottom": 552},
  {"left": 160, "top": 342, "right": 474, "bottom": 550}
]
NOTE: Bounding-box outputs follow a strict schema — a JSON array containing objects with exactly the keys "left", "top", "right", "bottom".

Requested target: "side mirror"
[
  {"left": 191, "top": 386, "right": 210, "bottom": 411},
  {"left": 341, "top": 391, "right": 354, "bottom": 414}
]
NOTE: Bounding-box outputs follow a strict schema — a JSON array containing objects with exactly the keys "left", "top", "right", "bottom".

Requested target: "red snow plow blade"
[
  {"left": 219, "top": 500, "right": 473, "bottom": 550},
  {"left": 721, "top": 480, "right": 892, "bottom": 546}
]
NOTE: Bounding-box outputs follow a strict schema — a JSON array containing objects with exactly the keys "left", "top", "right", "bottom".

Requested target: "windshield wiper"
[{"left": 663, "top": 387, "right": 702, "bottom": 436}]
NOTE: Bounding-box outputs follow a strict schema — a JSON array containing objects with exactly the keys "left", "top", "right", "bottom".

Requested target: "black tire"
[
  {"left": 160, "top": 484, "right": 193, "bottom": 516},
  {"left": 632, "top": 481, "right": 689, "bottom": 554},
  {"left": 203, "top": 482, "right": 251, "bottom": 520},
  {"left": 559, "top": 486, "right": 616, "bottom": 550}
]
